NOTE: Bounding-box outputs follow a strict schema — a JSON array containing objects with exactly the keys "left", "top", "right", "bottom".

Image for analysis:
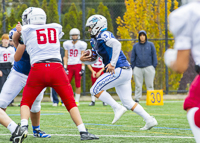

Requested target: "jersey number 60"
[{"left": 36, "top": 28, "right": 57, "bottom": 44}]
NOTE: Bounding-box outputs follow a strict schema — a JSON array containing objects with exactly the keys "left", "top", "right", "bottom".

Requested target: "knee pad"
[
  {"left": 0, "top": 100, "right": 9, "bottom": 109},
  {"left": 30, "top": 100, "right": 41, "bottom": 113},
  {"left": 194, "top": 108, "right": 200, "bottom": 128},
  {"left": 30, "top": 96, "right": 42, "bottom": 113}
]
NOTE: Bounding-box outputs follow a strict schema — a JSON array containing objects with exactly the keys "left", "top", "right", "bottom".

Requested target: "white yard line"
[{"left": 0, "top": 134, "right": 193, "bottom": 139}]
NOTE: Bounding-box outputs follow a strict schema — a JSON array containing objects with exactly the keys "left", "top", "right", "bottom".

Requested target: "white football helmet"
[
  {"left": 27, "top": 8, "right": 46, "bottom": 25},
  {"left": 182, "top": 0, "right": 200, "bottom": 5},
  {"left": 86, "top": 14, "right": 107, "bottom": 37},
  {"left": 22, "top": 7, "right": 35, "bottom": 25},
  {"left": 69, "top": 28, "right": 80, "bottom": 40},
  {"left": 22, "top": 7, "right": 46, "bottom": 25}
]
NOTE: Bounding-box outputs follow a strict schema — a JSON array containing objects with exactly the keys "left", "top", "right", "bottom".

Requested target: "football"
[{"left": 84, "top": 49, "right": 98, "bottom": 61}]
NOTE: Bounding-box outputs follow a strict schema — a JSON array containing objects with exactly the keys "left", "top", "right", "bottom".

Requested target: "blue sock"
[{"left": 33, "top": 125, "right": 40, "bottom": 131}]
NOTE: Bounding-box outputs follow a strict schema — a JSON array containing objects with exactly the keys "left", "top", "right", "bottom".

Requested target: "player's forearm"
[
  {"left": 13, "top": 32, "right": 21, "bottom": 48},
  {"left": 14, "top": 44, "right": 26, "bottom": 61},
  {"left": 63, "top": 57, "right": 68, "bottom": 68},
  {"left": 106, "top": 39, "right": 121, "bottom": 67},
  {"left": 99, "top": 68, "right": 105, "bottom": 74},
  {"left": 87, "top": 65, "right": 94, "bottom": 72}
]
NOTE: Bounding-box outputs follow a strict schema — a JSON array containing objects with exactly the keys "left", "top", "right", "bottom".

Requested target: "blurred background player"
[
  {"left": 0, "top": 34, "right": 15, "bottom": 92},
  {"left": 51, "top": 46, "right": 65, "bottom": 107},
  {"left": 165, "top": 0, "right": 200, "bottom": 142},
  {"left": 81, "top": 14, "right": 157, "bottom": 130},
  {"left": 0, "top": 26, "right": 50, "bottom": 138},
  {"left": 87, "top": 38, "right": 107, "bottom": 106},
  {"left": 13, "top": 7, "right": 98, "bottom": 141},
  {"left": 63, "top": 28, "right": 87, "bottom": 106}
]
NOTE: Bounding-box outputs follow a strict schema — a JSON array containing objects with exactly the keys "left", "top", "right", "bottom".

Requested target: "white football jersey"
[
  {"left": 91, "top": 57, "right": 104, "bottom": 68},
  {"left": 0, "top": 45, "right": 15, "bottom": 64},
  {"left": 63, "top": 40, "right": 87, "bottom": 65},
  {"left": 169, "top": 2, "right": 200, "bottom": 64},
  {"left": 21, "top": 23, "right": 63, "bottom": 65}
]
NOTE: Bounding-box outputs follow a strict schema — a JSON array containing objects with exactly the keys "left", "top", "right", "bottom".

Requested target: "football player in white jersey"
[
  {"left": 63, "top": 28, "right": 87, "bottom": 106},
  {"left": 165, "top": 0, "right": 200, "bottom": 142},
  {"left": 0, "top": 34, "right": 15, "bottom": 92},
  {"left": 81, "top": 14, "right": 158, "bottom": 130},
  {"left": 13, "top": 7, "right": 98, "bottom": 141},
  {"left": 0, "top": 26, "right": 50, "bottom": 138}
]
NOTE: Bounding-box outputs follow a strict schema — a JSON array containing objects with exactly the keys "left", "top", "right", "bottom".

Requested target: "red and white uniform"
[
  {"left": 91, "top": 57, "right": 104, "bottom": 85},
  {"left": 63, "top": 40, "right": 87, "bottom": 87},
  {"left": 22, "top": 23, "right": 62, "bottom": 65},
  {"left": 0, "top": 45, "right": 15, "bottom": 64},
  {"left": 20, "top": 23, "right": 76, "bottom": 111},
  {"left": 169, "top": 2, "right": 200, "bottom": 110}
]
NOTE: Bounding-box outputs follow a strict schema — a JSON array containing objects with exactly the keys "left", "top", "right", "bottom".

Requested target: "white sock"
[
  {"left": 21, "top": 119, "right": 28, "bottom": 127},
  {"left": 75, "top": 94, "right": 80, "bottom": 102},
  {"left": 91, "top": 96, "right": 95, "bottom": 102},
  {"left": 7, "top": 121, "right": 17, "bottom": 134},
  {"left": 98, "top": 91, "right": 119, "bottom": 109},
  {"left": 187, "top": 107, "right": 200, "bottom": 143},
  {"left": 77, "top": 123, "right": 86, "bottom": 132},
  {"left": 133, "top": 104, "right": 151, "bottom": 121}
]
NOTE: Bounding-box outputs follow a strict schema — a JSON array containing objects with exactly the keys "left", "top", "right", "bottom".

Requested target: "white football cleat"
[
  {"left": 140, "top": 116, "right": 158, "bottom": 130},
  {"left": 112, "top": 105, "right": 127, "bottom": 124}
]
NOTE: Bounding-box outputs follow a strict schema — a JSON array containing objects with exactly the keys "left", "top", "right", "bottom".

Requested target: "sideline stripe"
[
  {"left": 0, "top": 134, "right": 194, "bottom": 138},
  {"left": 7, "top": 113, "right": 64, "bottom": 116}
]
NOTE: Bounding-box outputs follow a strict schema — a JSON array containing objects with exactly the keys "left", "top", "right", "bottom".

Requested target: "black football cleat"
[
  {"left": 80, "top": 131, "right": 99, "bottom": 141},
  {"left": 10, "top": 124, "right": 28, "bottom": 143},
  {"left": 135, "top": 100, "right": 139, "bottom": 103},
  {"left": 89, "top": 101, "right": 95, "bottom": 106},
  {"left": 103, "top": 102, "right": 107, "bottom": 106}
]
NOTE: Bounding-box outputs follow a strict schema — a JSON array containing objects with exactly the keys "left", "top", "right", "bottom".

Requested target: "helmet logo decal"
[{"left": 89, "top": 17, "right": 99, "bottom": 23}]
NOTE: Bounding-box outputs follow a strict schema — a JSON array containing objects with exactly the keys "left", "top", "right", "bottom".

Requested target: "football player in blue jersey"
[
  {"left": 0, "top": 27, "right": 51, "bottom": 138},
  {"left": 81, "top": 14, "right": 158, "bottom": 130}
]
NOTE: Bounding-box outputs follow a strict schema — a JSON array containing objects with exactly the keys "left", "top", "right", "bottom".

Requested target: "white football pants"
[
  {"left": 90, "top": 68, "right": 135, "bottom": 110},
  {"left": 0, "top": 68, "right": 45, "bottom": 113}
]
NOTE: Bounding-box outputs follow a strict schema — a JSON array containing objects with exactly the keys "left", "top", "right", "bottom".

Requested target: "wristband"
[{"left": 64, "top": 65, "right": 67, "bottom": 69}]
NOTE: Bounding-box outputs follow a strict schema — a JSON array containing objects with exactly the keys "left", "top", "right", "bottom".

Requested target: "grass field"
[{"left": 0, "top": 100, "right": 195, "bottom": 143}]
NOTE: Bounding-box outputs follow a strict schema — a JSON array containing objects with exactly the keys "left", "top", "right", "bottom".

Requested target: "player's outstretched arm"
[
  {"left": 14, "top": 44, "right": 26, "bottom": 62},
  {"left": 13, "top": 22, "right": 22, "bottom": 48}
]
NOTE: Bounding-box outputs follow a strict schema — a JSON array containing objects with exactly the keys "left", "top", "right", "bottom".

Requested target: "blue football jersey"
[
  {"left": 92, "top": 31, "right": 130, "bottom": 68},
  {"left": 13, "top": 48, "right": 31, "bottom": 76},
  {"left": 9, "top": 28, "right": 31, "bottom": 75}
]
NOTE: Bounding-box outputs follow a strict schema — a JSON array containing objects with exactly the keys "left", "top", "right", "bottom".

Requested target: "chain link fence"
[{"left": 1, "top": 0, "right": 195, "bottom": 96}]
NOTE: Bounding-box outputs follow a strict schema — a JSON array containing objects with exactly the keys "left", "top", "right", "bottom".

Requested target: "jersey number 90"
[{"left": 36, "top": 28, "right": 57, "bottom": 44}]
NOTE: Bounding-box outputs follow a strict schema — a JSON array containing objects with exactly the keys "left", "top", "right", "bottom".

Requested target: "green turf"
[{"left": 0, "top": 101, "right": 195, "bottom": 143}]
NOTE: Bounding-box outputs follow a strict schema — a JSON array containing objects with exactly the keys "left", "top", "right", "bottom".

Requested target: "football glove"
[
  {"left": 65, "top": 68, "right": 69, "bottom": 75},
  {"left": 79, "top": 69, "right": 85, "bottom": 76}
]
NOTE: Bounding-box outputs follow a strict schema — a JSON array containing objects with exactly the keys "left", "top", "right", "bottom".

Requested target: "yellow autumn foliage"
[{"left": 116, "top": 0, "right": 181, "bottom": 92}]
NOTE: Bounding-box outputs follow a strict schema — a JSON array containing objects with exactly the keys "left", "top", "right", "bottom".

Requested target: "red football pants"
[
  {"left": 68, "top": 64, "right": 82, "bottom": 88},
  {"left": 21, "top": 63, "right": 76, "bottom": 111},
  {"left": 184, "top": 75, "right": 200, "bottom": 110}
]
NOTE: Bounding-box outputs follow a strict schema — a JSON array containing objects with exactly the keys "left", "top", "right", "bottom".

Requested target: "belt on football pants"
[
  {"left": 36, "top": 58, "right": 62, "bottom": 64},
  {"left": 120, "top": 66, "right": 131, "bottom": 69}
]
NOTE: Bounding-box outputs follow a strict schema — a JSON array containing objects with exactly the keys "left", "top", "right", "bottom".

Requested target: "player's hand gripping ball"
[{"left": 84, "top": 49, "right": 98, "bottom": 61}]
